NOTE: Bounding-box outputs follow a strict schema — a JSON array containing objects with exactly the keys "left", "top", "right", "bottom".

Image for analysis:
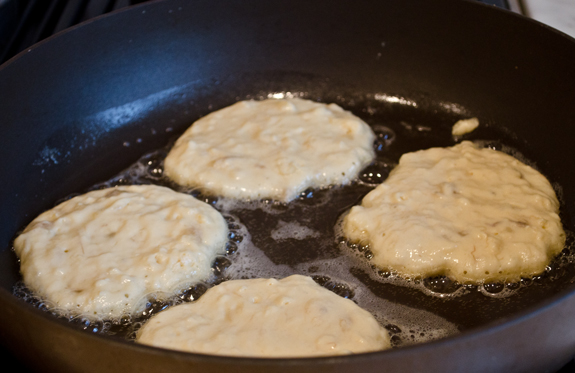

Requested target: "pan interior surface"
[{"left": 1, "top": 0, "right": 575, "bottom": 372}]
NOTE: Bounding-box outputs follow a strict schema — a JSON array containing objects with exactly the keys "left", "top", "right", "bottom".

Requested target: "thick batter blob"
[
  {"left": 14, "top": 185, "right": 228, "bottom": 319},
  {"left": 164, "top": 98, "right": 375, "bottom": 201},
  {"left": 136, "top": 275, "right": 390, "bottom": 357},
  {"left": 343, "top": 141, "right": 565, "bottom": 283},
  {"left": 452, "top": 117, "right": 479, "bottom": 136}
]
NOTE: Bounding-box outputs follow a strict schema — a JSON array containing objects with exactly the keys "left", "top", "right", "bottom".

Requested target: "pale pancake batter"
[
  {"left": 452, "top": 117, "right": 479, "bottom": 136},
  {"left": 136, "top": 275, "right": 390, "bottom": 357},
  {"left": 14, "top": 185, "right": 228, "bottom": 319},
  {"left": 164, "top": 98, "right": 375, "bottom": 201},
  {"left": 343, "top": 141, "right": 565, "bottom": 283}
]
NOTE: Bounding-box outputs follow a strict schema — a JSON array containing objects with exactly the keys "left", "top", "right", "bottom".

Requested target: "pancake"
[
  {"left": 343, "top": 141, "right": 565, "bottom": 283},
  {"left": 164, "top": 98, "right": 375, "bottom": 201},
  {"left": 13, "top": 185, "right": 228, "bottom": 319},
  {"left": 136, "top": 275, "right": 390, "bottom": 357}
]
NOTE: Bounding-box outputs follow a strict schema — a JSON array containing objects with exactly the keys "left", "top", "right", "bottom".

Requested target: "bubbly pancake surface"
[
  {"left": 343, "top": 141, "right": 565, "bottom": 283},
  {"left": 13, "top": 185, "right": 228, "bottom": 319},
  {"left": 136, "top": 275, "right": 390, "bottom": 357},
  {"left": 164, "top": 98, "right": 375, "bottom": 201}
]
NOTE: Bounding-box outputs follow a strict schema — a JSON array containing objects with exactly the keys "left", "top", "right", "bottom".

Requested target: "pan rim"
[{"left": 2, "top": 0, "right": 575, "bottom": 73}]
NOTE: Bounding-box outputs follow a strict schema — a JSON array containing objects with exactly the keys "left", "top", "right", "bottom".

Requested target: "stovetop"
[{"left": 0, "top": 0, "right": 573, "bottom": 372}]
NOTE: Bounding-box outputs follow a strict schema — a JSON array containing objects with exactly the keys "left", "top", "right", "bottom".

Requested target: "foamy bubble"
[
  {"left": 216, "top": 197, "right": 288, "bottom": 215},
  {"left": 225, "top": 225, "right": 293, "bottom": 280},
  {"left": 270, "top": 220, "right": 321, "bottom": 241}
]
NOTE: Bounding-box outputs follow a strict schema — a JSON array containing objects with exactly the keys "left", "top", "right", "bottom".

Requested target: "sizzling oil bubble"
[
  {"left": 358, "top": 162, "right": 392, "bottom": 185},
  {"left": 142, "top": 151, "right": 166, "bottom": 179},
  {"left": 423, "top": 276, "right": 462, "bottom": 295},
  {"left": 74, "top": 317, "right": 110, "bottom": 334},
  {"left": 271, "top": 220, "right": 321, "bottom": 241},
  {"left": 482, "top": 282, "right": 505, "bottom": 294},
  {"left": 372, "top": 125, "right": 396, "bottom": 153},
  {"left": 311, "top": 275, "right": 355, "bottom": 299},
  {"left": 140, "top": 298, "right": 176, "bottom": 318},
  {"left": 179, "top": 283, "right": 208, "bottom": 302}
]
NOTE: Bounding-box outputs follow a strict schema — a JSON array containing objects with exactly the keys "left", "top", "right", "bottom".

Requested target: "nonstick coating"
[{"left": 1, "top": 0, "right": 575, "bottom": 372}]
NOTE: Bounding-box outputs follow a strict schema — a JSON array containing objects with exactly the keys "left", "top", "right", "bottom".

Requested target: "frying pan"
[{"left": 1, "top": 0, "right": 575, "bottom": 372}]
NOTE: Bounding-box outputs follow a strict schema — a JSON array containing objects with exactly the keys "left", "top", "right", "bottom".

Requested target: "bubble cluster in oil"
[{"left": 337, "top": 221, "right": 575, "bottom": 301}]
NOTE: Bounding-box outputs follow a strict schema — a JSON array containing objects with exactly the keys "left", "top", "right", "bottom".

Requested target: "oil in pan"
[{"left": 11, "top": 92, "right": 575, "bottom": 351}]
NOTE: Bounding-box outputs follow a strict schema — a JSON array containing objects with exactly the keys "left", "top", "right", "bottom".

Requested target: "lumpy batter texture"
[
  {"left": 136, "top": 275, "right": 390, "bottom": 357},
  {"left": 164, "top": 98, "right": 375, "bottom": 201},
  {"left": 13, "top": 185, "right": 228, "bottom": 319},
  {"left": 343, "top": 141, "right": 565, "bottom": 283}
]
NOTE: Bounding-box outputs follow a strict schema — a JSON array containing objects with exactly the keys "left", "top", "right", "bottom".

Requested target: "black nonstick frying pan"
[{"left": 1, "top": 0, "right": 575, "bottom": 372}]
